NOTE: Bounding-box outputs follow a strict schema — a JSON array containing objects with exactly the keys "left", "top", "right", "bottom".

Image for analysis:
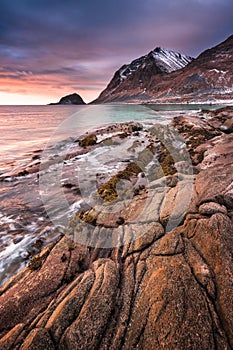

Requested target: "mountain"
[
  {"left": 93, "top": 35, "right": 233, "bottom": 103},
  {"left": 50, "top": 93, "right": 86, "bottom": 105},
  {"left": 93, "top": 48, "right": 193, "bottom": 103}
]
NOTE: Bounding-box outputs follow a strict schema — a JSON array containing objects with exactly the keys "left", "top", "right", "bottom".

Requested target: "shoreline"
[
  {"left": 0, "top": 106, "right": 233, "bottom": 349},
  {"left": 0, "top": 105, "right": 232, "bottom": 281}
]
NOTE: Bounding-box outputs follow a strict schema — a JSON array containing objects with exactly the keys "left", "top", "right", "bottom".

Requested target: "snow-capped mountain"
[
  {"left": 150, "top": 47, "right": 192, "bottom": 73},
  {"left": 93, "top": 48, "right": 193, "bottom": 103},
  {"left": 118, "top": 48, "right": 192, "bottom": 80},
  {"left": 93, "top": 35, "right": 233, "bottom": 104}
]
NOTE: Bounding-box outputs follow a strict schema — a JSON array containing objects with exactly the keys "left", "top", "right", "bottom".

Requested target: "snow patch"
[{"left": 151, "top": 47, "right": 192, "bottom": 73}]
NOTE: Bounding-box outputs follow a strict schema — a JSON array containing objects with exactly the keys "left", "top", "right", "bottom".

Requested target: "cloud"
[{"left": 0, "top": 0, "right": 232, "bottom": 103}]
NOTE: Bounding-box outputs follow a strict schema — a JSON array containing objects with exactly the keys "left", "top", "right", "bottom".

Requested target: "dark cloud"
[{"left": 0, "top": 0, "right": 232, "bottom": 102}]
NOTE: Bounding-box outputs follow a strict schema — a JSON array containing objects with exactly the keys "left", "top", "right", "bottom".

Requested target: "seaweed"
[
  {"left": 156, "top": 146, "right": 177, "bottom": 178},
  {"left": 97, "top": 162, "right": 142, "bottom": 202},
  {"left": 79, "top": 134, "right": 97, "bottom": 147},
  {"left": 78, "top": 209, "right": 97, "bottom": 225},
  {"left": 28, "top": 255, "right": 43, "bottom": 271}
]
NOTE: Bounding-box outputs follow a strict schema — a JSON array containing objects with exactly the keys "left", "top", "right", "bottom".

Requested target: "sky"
[{"left": 0, "top": 0, "right": 232, "bottom": 104}]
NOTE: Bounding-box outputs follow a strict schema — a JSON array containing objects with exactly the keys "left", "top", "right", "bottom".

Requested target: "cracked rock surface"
[{"left": 0, "top": 107, "right": 233, "bottom": 349}]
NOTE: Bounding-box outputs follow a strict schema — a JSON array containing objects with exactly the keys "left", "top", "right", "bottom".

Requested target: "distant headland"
[{"left": 49, "top": 93, "right": 86, "bottom": 105}]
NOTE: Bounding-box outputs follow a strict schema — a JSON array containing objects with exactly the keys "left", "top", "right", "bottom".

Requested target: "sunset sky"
[{"left": 0, "top": 0, "right": 232, "bottom": 104}]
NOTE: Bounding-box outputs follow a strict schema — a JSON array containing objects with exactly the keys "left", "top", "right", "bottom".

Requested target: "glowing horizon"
[
  {"left": 0, "top": 0, "right": 232, "bottom": 105},
  {"left": 0, "top": 89, "right": 101, "bottom": 105}
]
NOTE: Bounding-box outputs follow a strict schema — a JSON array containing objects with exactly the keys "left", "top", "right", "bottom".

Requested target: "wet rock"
[
  {"left": 220, "top": 116, "right": 233, "bottom": 133},
  {"left": 78, "top": 134, "right": 97, "bottom": 147}
]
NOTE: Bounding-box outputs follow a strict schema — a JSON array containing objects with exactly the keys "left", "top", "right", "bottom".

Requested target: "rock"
[
  {"left": 0, "top": 107, "right": 233, "bottom": 349},
  {"left": 134, "top": 172, "right": 148, "bottom": 190},
  {"left": 50, "top": 93, "right": 86, "bottom": 105},
  {"left": 160, "top": 177, "right": 194, "bottom": 231},
  {"left": 45, "top": 270, "right": 95, "bottom": 343},
  {"left": 121, "top": 253, "right": 222, "bottom": 349},
  {"left": 199, "top": 202, "right": 227, "bottom": 215},
  {"left": 78, "top": 133, "right": 97, "bottom": 147},
  {"left": 221, "top": 117, "right": 233, "bottom": 133},
  {"left": 59, "top": 259, "right": 119, "bottom": 350},
  {"left": 20, "top": 328, "right": 55, "bottom": 350},
  {"left": 195, "top": 163, "right": 233, "bottom": 207},
  {"left": 0, "top": 323, "right": 25, "bottom": 350},
  {"left": 188, "top": 213, "right": 233, "bottom": 345}
]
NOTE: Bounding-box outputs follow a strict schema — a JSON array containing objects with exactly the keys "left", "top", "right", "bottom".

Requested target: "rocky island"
[
  {"left": 0, "top": 106, "right": 233, "bottom": 349},
  {"left": 50, "top": 93, "right": 86, "bottom": 105}
]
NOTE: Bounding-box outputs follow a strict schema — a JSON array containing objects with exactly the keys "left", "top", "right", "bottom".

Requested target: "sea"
[{"left": 0, "top": 103, "right": 226, "bottom": 286}]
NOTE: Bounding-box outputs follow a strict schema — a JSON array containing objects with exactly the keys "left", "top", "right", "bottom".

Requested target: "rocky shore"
[{"left": 0, "top": 106, "right": 233, "bottom": 349}]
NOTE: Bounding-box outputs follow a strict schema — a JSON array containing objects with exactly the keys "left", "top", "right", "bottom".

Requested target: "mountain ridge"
[
  {"left": 93, "top": 35, "right": 233, "bottom": 104},
  {"left": 94, "top": 47, "right": 193, "bottom": 103}
]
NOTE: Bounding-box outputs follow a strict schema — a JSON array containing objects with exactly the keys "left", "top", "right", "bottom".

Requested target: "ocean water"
[
  {"left": 0, "top": 103, "right": 223, "bottom": 173},
  {"left": 0, "top": 103, "right": 225, "bottom": 286},
  {"left": 0, "top": 105, "right": 85, "bottom": 173}
]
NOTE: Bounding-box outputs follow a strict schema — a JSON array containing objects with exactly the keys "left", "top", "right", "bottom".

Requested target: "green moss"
[
  {"left": 78, "top": 209, "right": 97, "bottom": 225},
  {"left": 32, "top": 239, "right": 43, "bottom": 250},
  {"left": 27, "top": 242, "right": 55, "bottom": 271},
  {"left": 18, "top": 170, "right": 29, "bottom": 176},
  {"left": 79, "top": 134, "right": 97, "bottom": 147},
  {"left": 28, "top": 255, "right": 43, "bottom": 271},
  {"left": 155, "top": 146, "right": 176, "bottom": 178},
  {"left": 123, "top": 162, "right": 142, "bottom": 176},
  {"left": 118, "top": 132, "right": 129, "bottom": 139},
  {"left": 97, "top": 162, "right": 142, "bottom": 202}
]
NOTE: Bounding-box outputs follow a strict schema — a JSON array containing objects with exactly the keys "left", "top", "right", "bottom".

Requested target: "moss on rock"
[
  {"left": 156, "top": 146, "right": 176, "bottom": 178},
  {"left": 97, "top": 162, "right": 142, "bottom": 202},
  {"left": 79, "top": 134, "right": 97, "bottom": 147},
  {"left": 28, "top": 255, "right": 43, "bottom": 271}
]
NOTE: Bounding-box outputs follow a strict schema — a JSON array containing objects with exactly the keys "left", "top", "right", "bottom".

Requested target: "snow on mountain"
[
  {"left": 94, "top": 47, "right": 193, "bottom": 101},
  {"left": 117, "top": 48, "right": 192, "bottom": 83},
  {"left": 151, "top": 47, "right": 193, "bottom": 73},
  {"left": 93, "top": 34, "right": 233, "bottom": 104}
]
